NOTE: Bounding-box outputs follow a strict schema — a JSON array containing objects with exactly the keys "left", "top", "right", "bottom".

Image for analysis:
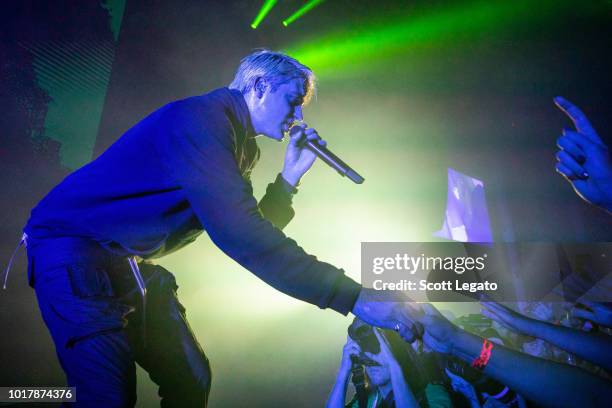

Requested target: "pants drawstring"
[
  {"left": 127, "top": 256, "right": 147, "bottom": 348},
  {"left": 3, "top": 233, "right": 27, "bottom": 290}
]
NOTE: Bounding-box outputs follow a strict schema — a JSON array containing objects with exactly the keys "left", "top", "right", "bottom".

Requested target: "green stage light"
[
  {"left": 284, "top": 0, "right": 575, "bottom": 77},
  {"left": 251, "top": 0, "right": 278, "bottom": 29},
  {"left": 282, "top": 0, "right": 325, "bottom": 27}
]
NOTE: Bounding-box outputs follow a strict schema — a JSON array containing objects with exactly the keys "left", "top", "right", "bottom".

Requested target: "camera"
[{"left": 347, "top": 318, "right": 381, "bottom": 366}]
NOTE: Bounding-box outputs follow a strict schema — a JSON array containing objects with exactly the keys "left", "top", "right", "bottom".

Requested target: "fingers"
[
  {"left": 556, "top": 162, "right": 577, "bottom": 182},
  {"left": 576, "top": 300, "right": 597, "bottom": 309},
  {"left": 373, "top": 328, "right": 392, "bottom": 351},
  {"left": 304, "top": 128, "right": 326, "bottom": 146},
  {"left": 445, "top": 368, "right": 459, "bottom": 380},
  {"left": 288, "top": 125, "right": 306, "bottom": 147},
  {"left": 570, "top": 307, "right": 594, "bottom": 321},
  {"left": 373, "top": 327, "right": 384, "bottom": 342},
  {"left": 557, "top": 132, "right": 586, "bottom": 163},
  {"left": 343, "top": 340, "right": 361, "bottom": 359},
  {"left": 288, "top": 126, "right": 326, "bottom": 147},
  {"left": 556, "top": 150, "right": 588, "bottom": 179},
  {"left": 349, "top": 345, "right": 361, "bottom": 356},
  {"left": 395, "top": 322, "right": 416, "bottom": 343},
  {"left": 576, "top": 300, "right": 612, "bottom": 312},
  {"left": 554, "top": 96, "right": 599, "bottom": 141}
]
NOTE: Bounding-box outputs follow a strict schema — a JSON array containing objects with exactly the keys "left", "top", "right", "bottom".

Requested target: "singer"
[{"left": 21, "top": 50, "right": 419, "bottom": 407}]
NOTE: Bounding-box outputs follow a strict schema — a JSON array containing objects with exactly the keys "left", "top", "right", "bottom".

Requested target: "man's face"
[{"left": 250, "top": 77, "right": 305, "bottom": 141}]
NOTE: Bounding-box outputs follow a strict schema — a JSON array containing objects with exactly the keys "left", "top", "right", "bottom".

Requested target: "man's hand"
[
  {"left": 352, "top": 288, "right": 423, "bottom": 342},
  {"left": 445, "top": 368, "right": 481, "bottom": 408},
  {"left": 281, "top": 124, "right": 326, "bottom": 187},
  {"left": 554, "top": 96, "right": 612, "bottom": 213},
  {"left": 340, "top": 337, "right": 361, "bottom": 372},
  {"left": 571, "top": 300, "right": 612, "bottom": 328},
  {"left": 415, "top": 304, "right": 459, "bottom": 354}
]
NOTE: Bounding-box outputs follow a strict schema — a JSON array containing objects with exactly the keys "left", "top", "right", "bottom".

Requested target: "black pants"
[{"left": 27, "top": 236, "right": 211, "bottom": 407}]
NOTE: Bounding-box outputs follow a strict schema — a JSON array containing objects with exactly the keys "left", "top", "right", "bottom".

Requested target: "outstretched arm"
[
  {"left": 158, "top": 101, "right": 360, "bottom": 314},
  {"left": 481, "top": 298, "right": 612, "bottom": 372},
  {"left": 326, "top": 338, "right": 360, "bottom": 408},
  {"left": 408, "top": 304, "right": 612, "bottom": 408},
  {"left": 160, "top": 100, "right": 425, "bottom": 333}
]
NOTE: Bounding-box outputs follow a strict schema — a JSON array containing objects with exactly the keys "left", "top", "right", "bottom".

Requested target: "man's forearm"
[
  {"left": 326, "top": 366, "right": 351, "bottom": 408},
  {"left": 281, "top": 169, "right": 301, "bottom": 188},
  {"left": 258, "top": 173, "right": 297, "bottom": 229},
  {"left": 530, "top": 319, "right": 612, "bottom": 371},
  {"left": 449, "top": 330, "right": 612, "bottom": 408},
  {"left": 388, "top": 362, "right": 420, "bottom": 408}
]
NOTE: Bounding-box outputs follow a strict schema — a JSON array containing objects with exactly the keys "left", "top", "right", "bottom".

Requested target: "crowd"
[{"left": 326, "top": 98, "right": 612, "bottom": 408}]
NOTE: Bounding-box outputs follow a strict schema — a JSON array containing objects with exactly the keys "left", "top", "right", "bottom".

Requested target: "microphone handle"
[{"left": 305, "top": 140, "right": 365, "bottom": 184}]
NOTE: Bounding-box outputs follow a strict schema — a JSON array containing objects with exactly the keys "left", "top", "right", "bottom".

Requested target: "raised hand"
[
  {"left": 445, "top": 368, "right": 481, "bottom": 408},
  {"left": 340, "top": 337, "right": 361, "bottom": 372},
  {"left": 554, "top": 96, "right": 612, "bottom": 212},
  {"left": 400, "top": 303, "right": 461, "bottom": 354},
  {"left": 281, "top": 123, "right": 326, "bottom": 186}
]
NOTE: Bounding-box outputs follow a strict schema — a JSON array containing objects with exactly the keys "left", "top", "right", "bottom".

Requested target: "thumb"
[
  {"left": 571, "top": 307, "right": 594, "bottom": 321},
  {"left": 288, "top": 129, "right": 303, "bottom": 147}
]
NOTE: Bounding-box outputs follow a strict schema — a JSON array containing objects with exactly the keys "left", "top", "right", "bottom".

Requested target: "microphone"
[{"left": 290, "top": 125, "right": 365, "bottom": 184}]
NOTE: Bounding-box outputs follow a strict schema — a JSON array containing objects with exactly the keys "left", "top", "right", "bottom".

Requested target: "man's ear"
[{"left": 254, "top": 77, "right": 268, "bottom": 99}]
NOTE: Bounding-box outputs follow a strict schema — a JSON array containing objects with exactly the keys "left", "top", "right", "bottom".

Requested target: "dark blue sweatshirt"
[{"left": 25, "top": 88, "right": 361, "bottom": 315}]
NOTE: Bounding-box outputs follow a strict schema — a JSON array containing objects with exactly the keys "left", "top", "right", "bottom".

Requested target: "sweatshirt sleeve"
[
  {"left": 157, "top": 101, "right": 361, "bottom": 315},
  {"left": 258, "top": 173, "right": 296, "bottom": 230}
]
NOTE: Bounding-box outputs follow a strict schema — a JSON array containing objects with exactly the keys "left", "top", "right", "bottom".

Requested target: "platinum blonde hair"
[{"left": 229, "top": 49, "right": 316, "bottom": 105}]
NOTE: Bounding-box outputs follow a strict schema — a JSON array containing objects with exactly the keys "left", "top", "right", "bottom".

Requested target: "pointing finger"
[
  {"left": 570, "top": 307, "right": 594, "bottom": 320},
  {"left": 557, "top": 135, "right": 585, "bottom": 164},
  {"left": 554, "top": 96, "right": 600, "bottom": 143}
]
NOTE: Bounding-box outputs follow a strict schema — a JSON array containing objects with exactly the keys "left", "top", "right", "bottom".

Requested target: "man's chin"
[{"left": 259, "top": 130, "right": 284, "bottom": 141}]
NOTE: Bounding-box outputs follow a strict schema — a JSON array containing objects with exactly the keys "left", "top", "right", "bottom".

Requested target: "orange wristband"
[{"left": 471, "top": 339, "right": 493, "bottom": 370}]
